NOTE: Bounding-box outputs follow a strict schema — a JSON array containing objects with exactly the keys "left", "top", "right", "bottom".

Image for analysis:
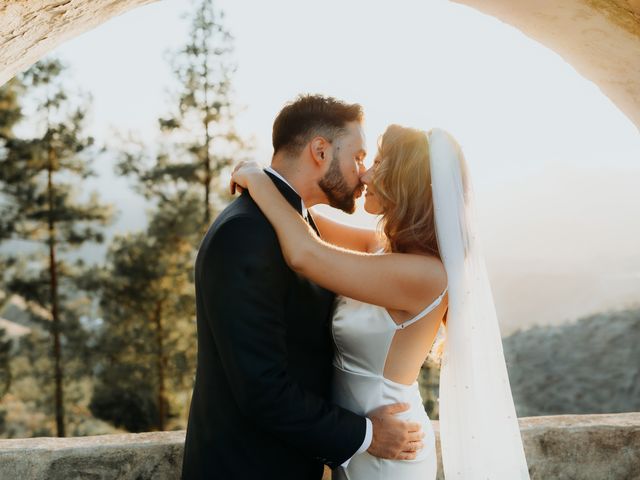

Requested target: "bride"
[{"left": 230, "top": 124, "right": 530, "bottom": 479}]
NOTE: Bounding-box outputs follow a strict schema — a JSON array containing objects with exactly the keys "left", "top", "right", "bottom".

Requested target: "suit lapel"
[{"left": 305, "top": 211, "right": 321, "bottom": 237}]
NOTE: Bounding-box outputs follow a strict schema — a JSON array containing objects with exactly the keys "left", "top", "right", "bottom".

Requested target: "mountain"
[{"left": 504, "top": 306, "right": 640, "bottom": 417}]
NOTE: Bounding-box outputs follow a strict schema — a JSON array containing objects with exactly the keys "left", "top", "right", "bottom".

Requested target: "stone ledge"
[
  {"left": 0, "top": 413, "right": 638, "bottom": 479},
  {"left": 515, "top": 412, "right": 640, "bottom": 480},
  {"left": 0, "top": 431, "right": 185, "bottom": 480}
]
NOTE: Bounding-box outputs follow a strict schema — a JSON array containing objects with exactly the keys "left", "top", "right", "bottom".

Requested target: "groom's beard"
[{"left": 318, "top": 157, "right": 361, "bottom": 214}]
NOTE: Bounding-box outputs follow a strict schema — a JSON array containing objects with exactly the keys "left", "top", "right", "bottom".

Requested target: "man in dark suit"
[{"left": 182, "top": 95, "right": 421, "bottom": 480}]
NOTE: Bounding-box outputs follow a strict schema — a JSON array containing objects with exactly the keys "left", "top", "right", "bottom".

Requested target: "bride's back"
[{"left": 383, "top": 294, "right": 448, "bottom": 385}]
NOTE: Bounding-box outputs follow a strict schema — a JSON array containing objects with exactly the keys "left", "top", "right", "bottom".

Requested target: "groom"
[{"left": 182, "top": 95, "right": 421, "bottom": 479}]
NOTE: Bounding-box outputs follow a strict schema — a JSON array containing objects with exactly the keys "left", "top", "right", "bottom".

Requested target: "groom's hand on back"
[{"left": 366, "top": 403, "right": 425, "bottom": 460}]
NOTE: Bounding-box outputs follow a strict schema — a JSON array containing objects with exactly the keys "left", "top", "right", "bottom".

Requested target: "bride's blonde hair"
[
  {"left": 373, "top": 125, "right": 439, "bottom": 257},
  {"left": 372, "top": 124, "right": 447, "bottom": 361}
]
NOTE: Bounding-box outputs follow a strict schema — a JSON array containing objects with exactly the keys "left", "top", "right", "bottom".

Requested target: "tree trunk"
[
  {"left": 47, "top": 145, "right": 65, "bottom": 437},
  {"left": 202, "top": 21, "right": 212, "bottom": 227},
  {"left": 0, "top": 357, "right": 11, "bottom": 398},
  {"left": 154, "top": 299, "right": 166, "bottom": 431},
  {"left": 203, "top": 125, "right": 211, "bottom": 227}
]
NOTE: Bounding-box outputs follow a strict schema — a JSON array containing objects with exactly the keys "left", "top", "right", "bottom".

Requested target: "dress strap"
[{"left": 396, "top": 287, "right": 448, "bottom": 330}]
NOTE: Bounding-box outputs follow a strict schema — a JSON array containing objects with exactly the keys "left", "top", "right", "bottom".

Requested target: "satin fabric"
[{"left": 330, "top": 293, "right": 441, "bottom": 479}]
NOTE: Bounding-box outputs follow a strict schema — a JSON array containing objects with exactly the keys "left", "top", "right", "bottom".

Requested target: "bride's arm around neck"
[{"left": 232, "top": 166, "right": 447, "bottom": 317}]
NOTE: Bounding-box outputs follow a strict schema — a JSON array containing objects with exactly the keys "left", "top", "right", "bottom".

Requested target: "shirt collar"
[{"left": 264, "top": 166, "right": 307, "bottom": 217}]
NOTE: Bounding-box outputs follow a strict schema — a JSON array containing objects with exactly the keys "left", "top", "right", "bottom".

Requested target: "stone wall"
[
  {"left": 0, "top": 0, "right": 158, "bottom": 86},
  {"left": 0, "top": 412, "right": 638, "bottom": 479}
]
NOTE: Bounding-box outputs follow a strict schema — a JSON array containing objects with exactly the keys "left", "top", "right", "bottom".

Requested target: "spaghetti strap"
[{"left": 396, "top": 287, "right": 448, "bottom": 330}]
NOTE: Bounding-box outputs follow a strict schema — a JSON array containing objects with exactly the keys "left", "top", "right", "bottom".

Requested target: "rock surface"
[
  {"left": 0, "top": 0, "right": 158, "bottom": 86},
  {"left": 1, "top": 413, "right": 639, "bottom": 479},
  {"left": 0, "top": 430, "right": 185, "bottom": 479},
  {"left": 517, "top": 413, "right": 640, "bottom": 480}
]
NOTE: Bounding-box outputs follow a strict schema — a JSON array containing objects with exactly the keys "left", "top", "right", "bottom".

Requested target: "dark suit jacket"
[{"left": 181, "top": 172, "right": 366, "bottom": 480}]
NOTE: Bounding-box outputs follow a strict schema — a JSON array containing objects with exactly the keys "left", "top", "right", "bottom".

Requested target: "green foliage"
[
  {"left": 504, "top": 306, "right": 640, "bottom": 417},
  {"left": 0, "top": 78, "right": 24, "bottom": 139},
  {"left": 0, "top": 0, "right": 246, "bottom": 438},
  {"left": 0, "top": 78, "right": 26, "bottom": 246},
  {"left": 0, "top": 325, "right": 113, "bottom": 439},
  {"left": 90, "top": 380, "right": 158, "bottom": 433},
  {"left": 0, "top": 58, "right": 112, "bottom": 437},
  {"left": 93, "top": 2, "right": 247, "bottom": 431},
  {"left": 90, "top": 192, "right": 199, "bottom": 431},
  {"left": 0, "top": 328, "right": 11, "bottom": 398},
  {"left": 2, "top": 60, "right": 110, "bottom": 245},
  {"left": 418, "top": 357, "right": 441, "bottom": 419},
  {"left": 130, "top": 0, "right": 250, "bottom": 226}
]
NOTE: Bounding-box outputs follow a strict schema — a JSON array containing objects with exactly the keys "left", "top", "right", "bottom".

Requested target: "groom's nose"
[{"left": 360, "top": 167, "right": 372, "bottom": 184}]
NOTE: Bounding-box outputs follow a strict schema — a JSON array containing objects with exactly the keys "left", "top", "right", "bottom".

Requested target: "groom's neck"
[{"left": 269, "top": 159, "right": 322, "bottom": 208}]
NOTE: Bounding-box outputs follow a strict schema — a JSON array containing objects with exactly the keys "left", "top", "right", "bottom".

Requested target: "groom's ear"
[{"left": 309, "top": 136, "right": 330, "bottom": 167}]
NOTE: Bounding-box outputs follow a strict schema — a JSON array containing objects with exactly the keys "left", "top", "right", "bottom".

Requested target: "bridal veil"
[{"left": 429, "top": 128, "right": 530, "bottom": 479}]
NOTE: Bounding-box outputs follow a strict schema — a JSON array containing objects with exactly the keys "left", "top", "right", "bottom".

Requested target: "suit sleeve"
[{"left": 200, "top": 215, "right": 366, "bottom": 467}]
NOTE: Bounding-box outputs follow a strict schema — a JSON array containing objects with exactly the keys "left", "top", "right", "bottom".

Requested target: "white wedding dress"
[
  {"left": 330, "top": 285, "right": 447, "bottom": 480},
  {"left": 329, "top": 128, "right": 530, "bottom": 479}
]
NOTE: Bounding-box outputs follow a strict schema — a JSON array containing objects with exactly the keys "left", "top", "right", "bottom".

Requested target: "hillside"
[{"left": 504, "top": 307, "right": 640, "bottom": 417}]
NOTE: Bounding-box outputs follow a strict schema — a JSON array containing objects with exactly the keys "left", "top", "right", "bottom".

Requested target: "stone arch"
[
  {"left": 1, "top": 1, "right": 638, "bottom": 129},
  {"left": 0, "top": 1, "right": 156, "bottom": 86}
]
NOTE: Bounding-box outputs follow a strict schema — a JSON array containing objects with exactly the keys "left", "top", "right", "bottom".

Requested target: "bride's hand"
[{"left": 229, "top": 161, "right": 265, "bottom": 195}]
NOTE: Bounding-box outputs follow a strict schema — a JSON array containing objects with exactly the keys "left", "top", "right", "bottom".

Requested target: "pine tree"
[
  {"left": 155, "top": 0, "right": 249, "bottom": 227},
  {"left": 0, "top": 77, "right": 26, "bottom": 249},
  {"left": 0, "top": 58, "right": 112, "bottom": 437},
  {"left": 100, "top": 127, "right": 204, "bottom": 431},
  {"left": 90, "top": 0, "right": 245, "bottom": 432},
  {"left": 0, "top": 77, "right": 23, "bottom": 138},
  {"left": 91, "top": 193, "right": 199, "bottom": 431},
  {"left": 0, "top": 328, "right": 11, "bottom": 399}
]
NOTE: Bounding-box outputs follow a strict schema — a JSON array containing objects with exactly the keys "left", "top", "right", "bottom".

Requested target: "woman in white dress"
[{"left": 231, "top": 125, "right": 530, "bottom": 480}]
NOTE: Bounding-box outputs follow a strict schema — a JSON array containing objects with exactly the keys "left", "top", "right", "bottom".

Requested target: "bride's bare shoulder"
[{"left": 402, "top": 251, "right": 448, "bottom": 292}]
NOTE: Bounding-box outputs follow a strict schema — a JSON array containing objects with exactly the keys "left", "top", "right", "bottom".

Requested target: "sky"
[{"left": 40, "top": 0, "right": 640, "bottom": 333}]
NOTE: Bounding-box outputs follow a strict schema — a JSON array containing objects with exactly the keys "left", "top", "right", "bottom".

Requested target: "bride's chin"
[{"left": 364, "top": 201, "right": 382, "bottom": 216}]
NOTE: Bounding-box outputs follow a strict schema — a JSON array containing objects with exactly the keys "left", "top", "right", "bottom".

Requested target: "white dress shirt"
[
  {"left": 264, "top": 165, "right": 373, "bottom": 466},
  {"left": 264, "top": 166, "right": 307, "bottom": 217}
]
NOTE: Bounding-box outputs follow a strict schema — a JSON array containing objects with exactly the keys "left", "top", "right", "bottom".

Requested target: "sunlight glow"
[{"left": 52, "top": 0, "right": 640, "bottom": 331}]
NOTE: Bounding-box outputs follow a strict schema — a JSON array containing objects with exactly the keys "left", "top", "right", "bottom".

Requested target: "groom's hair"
[{"left": 272, "top": 94, "right": 363, "bottom": 157}]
